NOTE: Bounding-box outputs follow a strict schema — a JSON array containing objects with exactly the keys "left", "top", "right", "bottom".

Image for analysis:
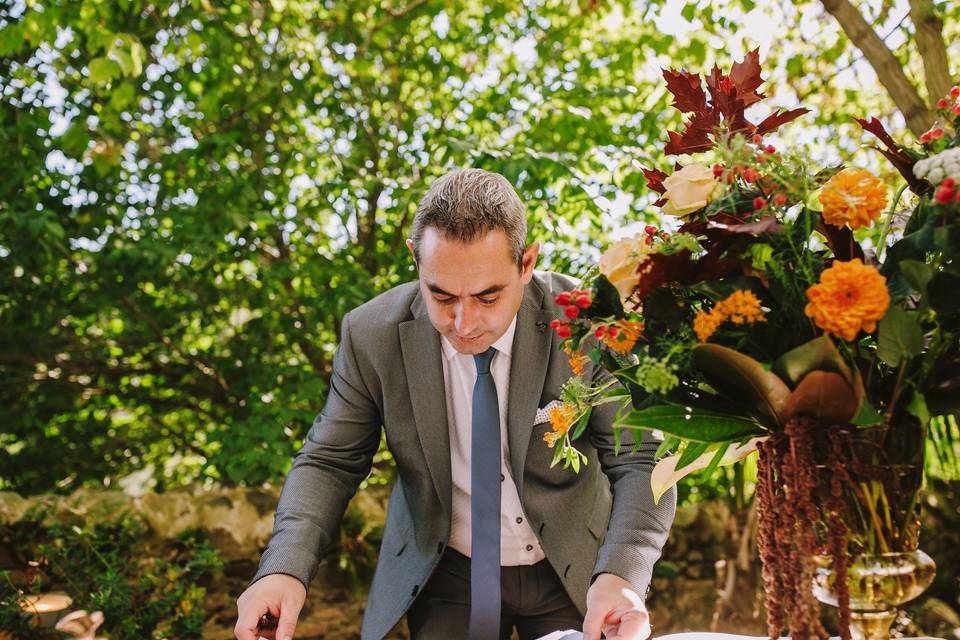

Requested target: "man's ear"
[
  {"left": 405, "top": 239, "right": 418, "bottom": 269},
  {"left": 520, "top": 242, "right": 540, "bottom": 283}
]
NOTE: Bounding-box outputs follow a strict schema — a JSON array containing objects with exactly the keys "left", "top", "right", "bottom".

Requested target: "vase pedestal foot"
[{"left": 849, "top": 610, "right": 896, "bottom": 640}]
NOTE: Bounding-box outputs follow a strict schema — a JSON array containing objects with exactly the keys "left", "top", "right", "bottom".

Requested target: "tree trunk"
[
  {"left": 821, "top": 0, "right": 933, "bottom": 137},
  {"left": 908, "top": 0, "right": 954, "bottom": 104}
]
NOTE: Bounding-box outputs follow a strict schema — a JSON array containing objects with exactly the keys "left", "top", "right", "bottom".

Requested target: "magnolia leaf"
[
  {"left": 772, "top": 335, "right": 853, "bottom": 388},
  {"left": 783, "top": 370, "right": 859, "bottom": 423},
  {"left": 650, "top": 437, "right": 765, "bottom": 504},
  {"left": 877, "top": 307, "right": 923, "bottom": 367},
  {"left": 618, "top": 404, "right": 767, "bottom": 442},
  {"left": 692, "top": 343, "right": 790, "bottom": 428}
]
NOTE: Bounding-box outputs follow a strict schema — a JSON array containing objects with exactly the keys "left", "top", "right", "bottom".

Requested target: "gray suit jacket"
[{"left": 253, "top": 271, "right": 676, "bottom": 639}]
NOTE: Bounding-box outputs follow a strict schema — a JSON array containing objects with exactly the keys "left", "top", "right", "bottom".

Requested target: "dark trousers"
[{"left": 407, "top": 548, "right": 583, "bottom": 639}]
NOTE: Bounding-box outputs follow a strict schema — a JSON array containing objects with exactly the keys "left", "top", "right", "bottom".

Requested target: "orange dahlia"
[
  {"left": 819, "top": 168, "right": 888, "bottom": 230},
  {"left": 544, "top": 403, "right": 578, "bottom": 448},
  {"left": 804, "top": 259, "right": 890, "bottom": 341}
]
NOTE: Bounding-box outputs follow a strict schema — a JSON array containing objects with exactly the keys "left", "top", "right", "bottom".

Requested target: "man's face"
[{"left": 409, "top": 227, "right": 539, "bottom": 355}]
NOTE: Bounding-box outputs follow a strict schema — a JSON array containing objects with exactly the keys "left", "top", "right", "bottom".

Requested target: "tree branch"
[
  {"left": 821, "top": 0, "right": 933, "bottom": 136},
  {"left": 908, "top": 0, "right": 953, "bottom": 105}
]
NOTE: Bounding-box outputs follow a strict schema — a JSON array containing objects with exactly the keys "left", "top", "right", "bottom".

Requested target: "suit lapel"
[
  {"left": 507, "top": 283, "right": 554, "bottom": 497},
  {"left": 399, "top": 294, "right": 452, "bottom": 520}
]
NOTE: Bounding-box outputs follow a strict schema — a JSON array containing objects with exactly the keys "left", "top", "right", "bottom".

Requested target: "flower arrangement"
[{"left": 547, "top": 51, "right": 960, "bottom": 639}]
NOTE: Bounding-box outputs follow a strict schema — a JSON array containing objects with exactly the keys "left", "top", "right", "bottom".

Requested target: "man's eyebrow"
[{"left": 426, "top": 283, "right": 507, "bottom": 297}]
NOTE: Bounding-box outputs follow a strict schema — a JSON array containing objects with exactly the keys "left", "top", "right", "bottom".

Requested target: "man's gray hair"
[{"left": 410, "top": 168, "right": 527, "bottom": 265}]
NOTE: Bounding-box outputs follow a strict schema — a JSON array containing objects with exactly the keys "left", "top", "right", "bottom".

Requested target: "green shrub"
[{"left": 0, "top": 510, "right": 222, "bottom": 639}]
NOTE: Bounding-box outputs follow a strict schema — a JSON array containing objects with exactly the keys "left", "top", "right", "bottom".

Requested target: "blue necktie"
[{"left": 468, "top": 347, "right": 501, "bottom": 640}]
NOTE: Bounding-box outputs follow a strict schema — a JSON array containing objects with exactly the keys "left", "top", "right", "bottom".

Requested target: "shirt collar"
[{"left": 441, "top": 315, "right": 517, "bottom": 361}]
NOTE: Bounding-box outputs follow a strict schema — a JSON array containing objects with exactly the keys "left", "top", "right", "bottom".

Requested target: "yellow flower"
[
  {"left": 693, "top": 290, "right": 766, "bottom": 342},
  {"left": 601, "top": 320, "right": 644, "bottom": 354},
  {"left": 544, "top": 403, "right": 578, "bottom": 448},
  {"left": 819, "top": 168, "right": 888, "bottom": 230},
  {"left": 564, "top": 346, "right": 589, "bottom": 376},
  {"left": 716, "top": 289, "right": 766, "bottom": 325},
  {"left": 599, "top": 235, "right": 652, "bottom": 302},
  {"left": 805, "top": 259, "right": 890, "bottom": 342},
  {"left": 693, "top": 308, "right": 724, "bottom": 342},
  {"left": 661, "top": 164, "right": 720, "bottom": 217}
]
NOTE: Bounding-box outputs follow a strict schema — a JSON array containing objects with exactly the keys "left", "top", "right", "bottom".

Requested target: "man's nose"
[{"left": 454, "top": 303, "right": 476, "bottom": 334}]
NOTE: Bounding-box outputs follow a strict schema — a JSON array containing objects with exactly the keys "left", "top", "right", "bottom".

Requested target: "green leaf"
[
  {"left": 877, "top": 307, "right": 923, "bottom": 367},
  {"left": 851, "top": 398, "right": 885, "bottom": 426},
  {"left": 906, "top": 392, "right": 930, "bottom": 428},
  {"left": 570, "top": 406, "right": 592, "bottom": 440},
  {"left": 899, "top": 260, "right": 932, "bottom": 297},
  {"left": 692, "top": 343, "right": 790, "bottom": 428},
  {"left": 675, "top": 441, "right": 710, "bottom": 471},
  {"left": 618, "top": 405, "right": 767, "bottom": 443},
  {"left": 88, "top": 57, "right": 122, "bottom": 83},
  {"left": 928, "top": 271, "right": 960, "bottom": 319},
  {"left": 587, "top": 274, "right": 624, "bottom": 318},
  {"left": 772, "top": 335, "right": 852, "bottom": 388}
]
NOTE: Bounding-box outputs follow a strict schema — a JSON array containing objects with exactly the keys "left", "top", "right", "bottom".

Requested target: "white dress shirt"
[{"left": 440, "top": 316, "right": 546, "bottom": 565}]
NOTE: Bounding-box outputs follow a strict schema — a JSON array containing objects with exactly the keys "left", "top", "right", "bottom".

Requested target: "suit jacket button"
[{"left": 525, "top": 544, "right": 533, "bottom": 551}]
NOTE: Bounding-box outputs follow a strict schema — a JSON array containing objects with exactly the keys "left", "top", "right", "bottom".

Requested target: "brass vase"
[{"left": 811, "top": 550, "right": 936, "bottom": 640}]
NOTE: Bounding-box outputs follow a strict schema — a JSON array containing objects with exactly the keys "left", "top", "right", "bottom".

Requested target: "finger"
[
  {"left": 234, "top": 606, "right": 264, "bottom": 640},
  {"left": 274, "top": 595, "right": 303, "bottom": 640},
  {"left": 611, "top": 611, "right": 651, "bottom": 640},
  {"left": 582, "top": 607, "right": 606, "bottom": 640}
]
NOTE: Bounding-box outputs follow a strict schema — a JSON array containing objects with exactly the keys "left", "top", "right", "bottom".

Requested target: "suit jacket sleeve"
[
  {"left": 587, "top": 367, "right": 676, "bottom": 600},
  {"left": 252, "top": 310, "right": 382, "bottom": 590}
]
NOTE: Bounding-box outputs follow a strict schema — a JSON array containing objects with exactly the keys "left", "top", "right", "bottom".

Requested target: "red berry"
[
  {"left": 935, "top": 187, "right": 954, "bottom": 205},
  {"left": 550, "top": 319, "right": 561, "bottom": 330},
  {"left": 765, "top": 145, "right": 776, "bottom": 154},
  {"left": 951, "top": 86, "right": 960, "bottom": 99},
  {"left": 557, "top": 324, "right": 571, "bottom": 339},
  {"left": 713, "top": 163, "right": 723, "bottom": 178},
  {"left": 644, "top": 235, "right": 654, "bottom": 245},
  {"left": 644, "top": 225, "right": 657, "bottom": 236},
  {"left": 753, "top": 196, "right": 767, "bottom": 210},
  {"left": 607, "top": 326, "right": 619, "bottom": 338},
  {"left": 575, "top": 294, "right": 591, "bottom": 309},
  {"left": 953, "top": 104, "right": 960, "bottom": 116},
  {"left": 752, "top": 134, "right": 763, "bottom": 144},
  {"left": 743, "top": 167, "right": 759, "bottom": 182},
  {"left": 937, "top": 98, "right": 950, "bottom": 110},
  {"left": 660, "top": 231, "right": 670, "bottom": 240},
  {"left": 772, "top": 193, "right": 788, "bottom": 206},
  {"left": 565, "top": 305, "right": 579, "bottom": 319},
  {"left": 920, "top": 132, "right": 931, "bottom": 143},
  {"left": 944, "top": 178, "right": 957, "bottom": 190},
  {"left": 595, "top": 326, "right": 606, "bottom": 339},
  {"left": 955, "top": 191, "right": 960, "bottom": 203},
  {"left": 932, "top": 127, "right": 944, "bottom": 139},
  {"left": 555, "top": 292, "right": 571, "bottom": 306}
]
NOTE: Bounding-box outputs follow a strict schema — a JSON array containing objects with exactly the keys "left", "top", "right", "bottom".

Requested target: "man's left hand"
[{"left": 582, "top": 573, "right": 650, "bottom": 640}]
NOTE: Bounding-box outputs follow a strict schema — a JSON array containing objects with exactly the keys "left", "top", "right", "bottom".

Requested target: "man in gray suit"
[{"left": 235, "top": 169, "right": 675, "bottom": 640}]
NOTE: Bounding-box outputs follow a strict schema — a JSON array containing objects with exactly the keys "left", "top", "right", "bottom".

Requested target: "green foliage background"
[{"left": 2, "top": 0, "right": 958, "bottom": 494}]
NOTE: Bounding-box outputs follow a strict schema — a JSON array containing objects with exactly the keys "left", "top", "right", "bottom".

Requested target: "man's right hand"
[{"left": 235, "top": 573, "right": 307, "bottom": 640}]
